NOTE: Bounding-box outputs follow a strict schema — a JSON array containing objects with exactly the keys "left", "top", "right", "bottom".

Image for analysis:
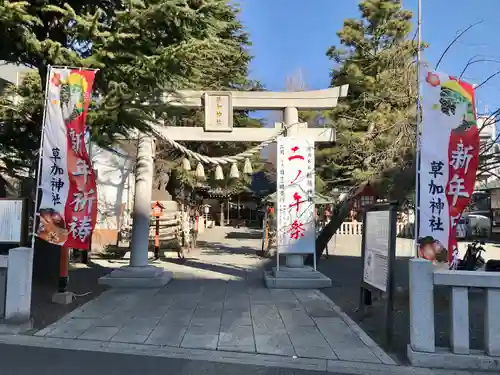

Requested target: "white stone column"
[
  {"left": 283, "top": 107, "right": 305, "bottom": 268},
  {"left": 485, "top": 288, "right": 500, "bottom": 356},
  {"left": 409, "top": 259, "right": 435, "bottom": 353},
  {"left": 4, "top": 247, "right": 33, "bottom": 324},
  {"left": 130, "top": 134, "right": 154, "bottom": 267},
  {"left": 98, "top": 133, "right": 172, "bottom": 288}
]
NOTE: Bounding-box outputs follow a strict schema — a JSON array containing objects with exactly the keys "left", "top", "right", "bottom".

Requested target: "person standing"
[{"left": 190, "top": 206, "right": 199, "bottom": 250}]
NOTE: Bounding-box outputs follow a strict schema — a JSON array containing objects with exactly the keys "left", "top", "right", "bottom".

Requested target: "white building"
[
  {"left": 89, "top": 144, "right": 135, "bottom": 250},
  {"left": 0, "top": 61, "right": 32, "bottom": 91}
]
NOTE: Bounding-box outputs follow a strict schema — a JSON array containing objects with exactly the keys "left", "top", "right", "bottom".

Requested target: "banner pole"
[
  {"left": 58, "top": 246, "right": 70, "bottom": 292},
  {"left": 83, "top": 125, "right": 92, "bottom": 264},
  {"left": 414, "top": 0, "right": 422, "bottom": 257},
  {"left": 31, "top": 65, "right": 52, "bottom": 249}
]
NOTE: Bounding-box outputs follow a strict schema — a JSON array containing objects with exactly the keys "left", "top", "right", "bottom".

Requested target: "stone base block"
[
  {"left": 407, "top": 345, "right": 500, "bottom": 372},
  {"left": 99, "top": 265, "right": 172, "bottom": 288},
  {"left": 0, "top": 319, "right": 33, "bottom": 334},
  {"left": 264, "top": 269, "right": 332, "bottom": 289},
  {"left": 52, "top": 291, "right": 75, "bottom": 305},
  {"left": 272, "top": 266, "right": 325, "bottom": 279}
]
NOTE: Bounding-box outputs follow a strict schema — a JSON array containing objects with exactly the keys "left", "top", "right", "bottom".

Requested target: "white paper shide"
[{"left": 276, "top": 136, "right": 315, "bottom": 254}]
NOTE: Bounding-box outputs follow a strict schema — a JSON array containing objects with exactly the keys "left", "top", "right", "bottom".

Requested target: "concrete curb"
[
  {"left": 316, "top": 290, "right": 398, "bottom": 366},
  {"left": 0, "top": 334, "right": 475, "bottom": 374},
  {"left": 408, "top": 345, "right": 500, "bottom": 372}
]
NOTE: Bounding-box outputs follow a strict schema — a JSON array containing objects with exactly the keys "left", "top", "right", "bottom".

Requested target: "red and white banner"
[
  {"left": 36, "top": 67, "right": 97, "bottom": 249},
  {"left": 418, "top": 67, "right": 479, "bottom": 264},
  {"left": 276, "top": 136, "right": 315, "bottom": 254}
]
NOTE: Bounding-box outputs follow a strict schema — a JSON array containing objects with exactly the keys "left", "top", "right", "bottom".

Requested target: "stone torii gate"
[{"left": 99, "top": 85, "right": 349, "bottom": 288}]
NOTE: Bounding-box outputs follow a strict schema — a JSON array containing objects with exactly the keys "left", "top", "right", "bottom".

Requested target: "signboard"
[
  {"left": 204, "top": 92, "right": 233, "bottom": 132},
  {"left": 359, "top": 202, "right": 397, "bottom": 344},
  {"left": 0, "top": 199, "right": 26, "bottom": 243},
  {"left": 363, "top": 210, "right": 390, "bottom": 292},
  {"left": 276, "top": 136, "right": 315, "bottom": 254},
  {"left": 419, "top": 67, "right": 479, "bottom": 264}
]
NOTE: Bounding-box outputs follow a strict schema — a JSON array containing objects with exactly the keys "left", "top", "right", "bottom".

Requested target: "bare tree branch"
[
  {"left": 475, "top": 69, "right": 500, "bottom": 90},
  {"left": 459, "top": 56, "right": 500, "bottom": 79},
  {"left": 477, "top": 108, "right": 500, "bottom": 133},
  {"left": 435, "top": 21, "right": 483, "bottom": 70}
]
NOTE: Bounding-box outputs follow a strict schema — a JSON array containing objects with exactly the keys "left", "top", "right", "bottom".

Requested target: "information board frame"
[
  {"left": 0, "top": 198, "right": 28, "bottom": 245},
  {"left": 358, "top": 201, "right": 397, "bottom": 345}
]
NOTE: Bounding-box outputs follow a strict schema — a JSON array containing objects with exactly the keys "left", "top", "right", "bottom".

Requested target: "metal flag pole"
[
  {"left": 414, "top": 0, "right": 423, "bottom": 256},
  {"left": 83, "top": 125, "right": 92, "bottom": 264},
  {"left": 31, "top": 65, "right": 53, "bottom": 249}
]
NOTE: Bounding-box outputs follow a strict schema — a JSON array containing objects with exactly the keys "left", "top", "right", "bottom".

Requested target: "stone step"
[
  {"left": 264, "top": 270, "right": 332, "bottom": 289},
  {"left": 272, "top": 266, "right": 324, "bottom": 279}
]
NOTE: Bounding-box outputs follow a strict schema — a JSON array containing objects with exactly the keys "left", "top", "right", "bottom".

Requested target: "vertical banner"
[
  {"left": 276, "top": 136, "right": 315, "bottom": 254},
  {"left": 418, "top": 67, "right": 479, "bottom": 264},
  {"left": 36, "top": 67, "right": 97, "bottom": 249}
]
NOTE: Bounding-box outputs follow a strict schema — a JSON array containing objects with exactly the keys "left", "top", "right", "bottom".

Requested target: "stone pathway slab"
[
  {"left": 79, "top": 326, "right": 119, "bottom": 341},
  {"left": 145, "top": 325, "right": 187, "bottom": 346},
  {"left": 34, "top": 227, "right": 392, "bottom": 365},
  {"left": 218, "top": 325, "right": 255, "bottom": 352}
]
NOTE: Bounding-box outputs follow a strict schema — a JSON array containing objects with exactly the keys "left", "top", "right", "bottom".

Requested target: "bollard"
[
  {"left": 409, "top": 258, "right": 435, "bottom": 353},
  {"left": 5, "top": 247, "right": 33, "bottom": 322}
]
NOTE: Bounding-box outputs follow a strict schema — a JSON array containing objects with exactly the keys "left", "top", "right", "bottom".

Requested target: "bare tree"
[{"left": 285, "top": 68, "right": 309, "bottom": 92}]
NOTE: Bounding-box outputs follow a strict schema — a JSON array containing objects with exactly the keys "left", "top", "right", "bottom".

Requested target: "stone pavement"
[{"left": 31, "top": 228, "right": 394, "bottom": 367}]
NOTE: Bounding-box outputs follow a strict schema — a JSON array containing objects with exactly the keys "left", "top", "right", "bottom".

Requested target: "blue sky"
[{"left": 237, "top": 0, "right": 500, "bottom": 116}]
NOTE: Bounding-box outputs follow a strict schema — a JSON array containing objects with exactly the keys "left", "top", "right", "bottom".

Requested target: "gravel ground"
[{"left": 319, "top": 254, "right": 487, "bottom": 364}]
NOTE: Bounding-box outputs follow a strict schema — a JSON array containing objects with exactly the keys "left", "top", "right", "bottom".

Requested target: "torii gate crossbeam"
[{"left": 99, "top": 85, "right": 349, "bottom": 289}]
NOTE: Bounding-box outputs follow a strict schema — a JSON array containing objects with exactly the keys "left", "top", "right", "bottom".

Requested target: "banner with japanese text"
[
  {"left": 418, "top": 66, "right": 479, "bottom": 264},
  {"left": 276, "top": 136, "right": 315, "bottom": 254},
  {"left": 36, "top": 67, "right": 97, "bottom": 250}
]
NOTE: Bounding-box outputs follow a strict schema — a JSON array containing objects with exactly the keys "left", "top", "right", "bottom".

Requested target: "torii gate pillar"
[{"left": 100, "top": 85, "right": 348, "bottom": 288}]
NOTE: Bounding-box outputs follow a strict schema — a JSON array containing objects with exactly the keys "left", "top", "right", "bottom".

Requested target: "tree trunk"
[
  {"left": 315, "top": 198, "right": 353, "bottom": 257},
  {"left": 308, "top": 162, "right": 416, "bottom": 265},
  {"left": 306, "top": 196, "right": 353, "bottom": 266}
]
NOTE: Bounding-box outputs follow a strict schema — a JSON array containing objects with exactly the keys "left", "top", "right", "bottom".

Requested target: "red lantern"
[{"left": 152, "top": 201, "right": 164, "bottom": 217}]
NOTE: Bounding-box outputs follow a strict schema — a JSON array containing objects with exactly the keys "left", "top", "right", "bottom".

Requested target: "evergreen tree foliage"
[
  {"left": 0, "top": 0, "right": 262, "bottom": 178},
  {"left": 313, "top": 0, "right": 422, "bottom": 259},
  {"left": 319, "top": 0, "right": 420, "bottom": 193}
]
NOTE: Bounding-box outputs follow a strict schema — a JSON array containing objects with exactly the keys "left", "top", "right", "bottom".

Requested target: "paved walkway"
[{"left": 32, "top": 228, "right": 394, "bottom": 365}]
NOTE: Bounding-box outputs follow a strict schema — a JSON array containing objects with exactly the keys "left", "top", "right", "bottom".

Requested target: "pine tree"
[
  {"left": 314, "top": 0, "right": 422, "bottom": 258},
  {"left": 0, "top": 0, "right": 263, "bottom": 177}
]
